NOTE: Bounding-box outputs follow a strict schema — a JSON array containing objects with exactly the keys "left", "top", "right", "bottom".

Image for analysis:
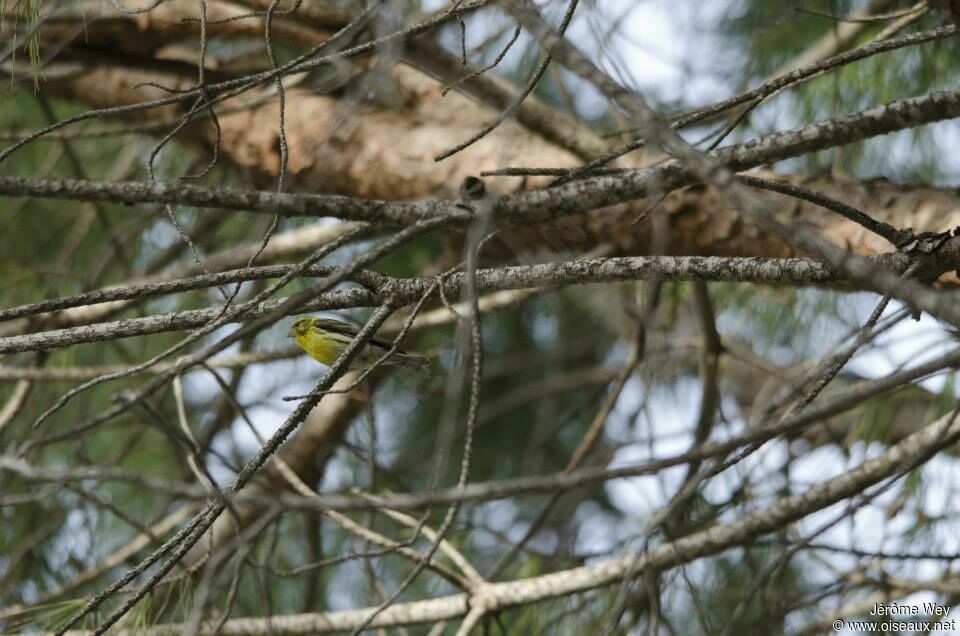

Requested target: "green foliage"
[
  {"left": 720, "top": 3, "right": 960, "bottom": 179},
  {"left": 3, "top": 598, "right": 85, "bottom": 633},
  {"left": 2, "top": 0, "right": 43, "bottom": 81}
]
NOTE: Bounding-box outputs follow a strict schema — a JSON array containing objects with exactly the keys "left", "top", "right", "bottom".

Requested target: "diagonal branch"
[{"left": 60, "top": 407, "right": 960, "bottom": 635}]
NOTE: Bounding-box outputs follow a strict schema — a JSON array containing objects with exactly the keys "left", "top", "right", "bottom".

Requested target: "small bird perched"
[{"left": 288, "top": 316, "right": 429, "bottom": 372}]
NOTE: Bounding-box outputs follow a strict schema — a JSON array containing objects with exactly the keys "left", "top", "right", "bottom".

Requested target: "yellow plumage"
[{"left": 288, "top": 316, "right": 428, "bottom": 372}]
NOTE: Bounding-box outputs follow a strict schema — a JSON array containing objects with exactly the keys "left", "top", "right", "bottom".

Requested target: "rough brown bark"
[{"left": 24, "top": 2, "right": 960, "bottom": 275}]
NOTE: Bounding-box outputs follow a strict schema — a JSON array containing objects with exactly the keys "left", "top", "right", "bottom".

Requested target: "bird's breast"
[{"left": 297, "top": 333, "right": 339, "bottom": 366}]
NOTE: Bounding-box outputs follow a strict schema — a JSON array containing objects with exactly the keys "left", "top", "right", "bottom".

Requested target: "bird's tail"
[{"left": 393, "top": 352, "right": 430, "bottom": 373}]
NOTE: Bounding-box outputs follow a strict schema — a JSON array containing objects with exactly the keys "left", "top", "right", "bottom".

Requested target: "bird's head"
[{"left": 289, "top": 317, "right": 314, "bottom": 339}]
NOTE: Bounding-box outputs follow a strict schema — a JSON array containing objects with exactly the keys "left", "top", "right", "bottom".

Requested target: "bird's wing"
[{"left": 314, "top": 319, "right": 404, "bottom": 353}]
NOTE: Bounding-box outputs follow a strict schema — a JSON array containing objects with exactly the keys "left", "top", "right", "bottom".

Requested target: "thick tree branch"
[
  {"left": 3, "top": 88, "right": 960, "bottom": 227},
  {"left": 2, "top": 253, "right": 932, "bottom": 355}
]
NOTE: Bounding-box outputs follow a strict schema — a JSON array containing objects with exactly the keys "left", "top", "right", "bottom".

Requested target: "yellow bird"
[{"left": 288, "top": 316, "right": 429, "bottom": 372}]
